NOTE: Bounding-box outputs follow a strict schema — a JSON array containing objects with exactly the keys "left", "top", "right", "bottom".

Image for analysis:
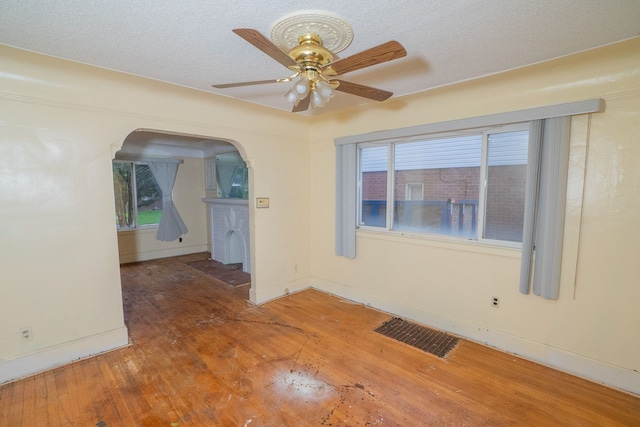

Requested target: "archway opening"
[{"left": 112, "top": 129, "right": 253, "bottom": 297}]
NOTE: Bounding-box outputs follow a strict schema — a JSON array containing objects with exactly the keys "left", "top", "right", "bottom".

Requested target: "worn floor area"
[
  {"left": 186, "top": 255, "right": 251, "bottom": 286},
  {"left": 1, "top": 253, "right": 639, "bottom": 426}
]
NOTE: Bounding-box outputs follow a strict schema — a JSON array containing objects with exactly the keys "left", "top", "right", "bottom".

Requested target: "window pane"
[
  {"left": 484, "top": 130, "right": 528, "bottom": 242},
  {"left": 359, "top": 146, "right": 388, "bottom": 227},
  {"left": 113, "top": 162, "right": 134, "bottom": 229},
  {"left": 228, "top": 166, "right": 248, "bottom": 199},
  {"left": 135, "top": 164, "right": 163, "bottom": 226},
  {"left": 216, "top": 152, "right": 248, "bottom": 199},
  {"left": 393, "top": 135, "right": 482, "bottom": 237}
]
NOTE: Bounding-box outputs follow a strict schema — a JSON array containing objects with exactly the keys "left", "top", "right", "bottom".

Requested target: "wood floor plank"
[
  {"left": 0, "top": 382, "right": 15, "bottom": 426},
  {"left": 7, "top": 379, "right": 22, "bottom": 426},
  {"left": 95, "top": 356, "right": 139, "bottom": 426},
  {"left": 42, "top": 369, "right": 67, "bottom": 426},
  {"left": 0, "top": 382, "right": 10, "bottom": 426},
  {"left": 19, "top": 377, "right": 35, "bottom": 426},
  {"left": 1, "top": 252, "right": 638, "bottom": 426},
  {"left": 27, "top": 374, "right": 49, "bottom": 427}
]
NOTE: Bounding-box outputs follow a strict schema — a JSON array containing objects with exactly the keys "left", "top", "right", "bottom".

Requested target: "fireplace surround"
[{"left": 202, "top": 198, "right": 250, "bottom": 273}]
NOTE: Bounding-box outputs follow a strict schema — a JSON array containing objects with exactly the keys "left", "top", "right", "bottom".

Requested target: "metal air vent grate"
[{"left": 375, "top": 317, "right": 460, "bottom": 358}]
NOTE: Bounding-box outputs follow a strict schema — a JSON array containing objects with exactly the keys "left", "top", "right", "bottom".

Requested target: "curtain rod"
[
  {"left": 114, "top": 154, "right": 184, "bottom": 164},
  {"left": 335, "top": 98, "right": 604, "bottom": 146}
]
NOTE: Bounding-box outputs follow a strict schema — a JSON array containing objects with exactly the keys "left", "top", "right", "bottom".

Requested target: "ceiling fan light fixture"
[
  {"left": 293, "top": 76, "right": 310, "bottom": 97},
  {"left": 271, "top": 11, "right": 354, "bottom": 110},
  {"left": 284, "top": 75, "right": 311, "bottom": 105},
  {"left": 286, "top": 74, "right": 337, "bottom": 109},
  {"left": 311, "top": 89, "right": 326, "bottom": 108},
  {"left": 285, "top": 88, "right": 299, "bottom": 105},
  {"left": 316, "top": 79, "right": 337, "bottom": 99}
]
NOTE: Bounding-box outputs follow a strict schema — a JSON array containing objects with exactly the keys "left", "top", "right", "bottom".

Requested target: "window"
[
  {"left": 215, "top": 151, "right": 249, "bottom": 199},
  {"left": 337, "top": 99, "right": 603, "bottom": 299},
  {"left": 483, "top": 130, "right": 529, "bottom": 242},
  {"left": 357, "top": 125, "right": 528, "bottom": 245},
  {"left": 405, "top": 183, "right": 424, "bottom": 201},
  {"left": 113, "top": 162, "right": 163, "bottom": 230}
]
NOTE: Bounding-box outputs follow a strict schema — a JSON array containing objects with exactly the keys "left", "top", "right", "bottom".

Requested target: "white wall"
[
  {"left": 0, "top": 96, "right": 130, "bottom": 381},
  {"left": 308, "top": 38, "right": 640, "bottom": 394},
  {"left": 0, "top": 44, "right": 312, "bottom": 383}
]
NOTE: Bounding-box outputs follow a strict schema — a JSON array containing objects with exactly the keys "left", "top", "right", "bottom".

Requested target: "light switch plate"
[{"left": 256, "top": 197, "right": 269, "bottom": 208}]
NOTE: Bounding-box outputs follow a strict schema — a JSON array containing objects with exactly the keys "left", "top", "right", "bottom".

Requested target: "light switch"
[{"left": 256, "top": 197, "right": 269, "bottom": 208}]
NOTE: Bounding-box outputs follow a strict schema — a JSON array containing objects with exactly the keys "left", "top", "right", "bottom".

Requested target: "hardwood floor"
[{"left": 1, "top": 253, "right": 639, "bottom": 426}]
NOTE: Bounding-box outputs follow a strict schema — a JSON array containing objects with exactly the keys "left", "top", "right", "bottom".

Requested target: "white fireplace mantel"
[{"left": 202, "top": 198, "right": 250, "bottom": 273}]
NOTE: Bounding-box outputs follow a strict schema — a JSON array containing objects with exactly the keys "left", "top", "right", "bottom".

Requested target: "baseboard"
[
  {"left": 119, "top": 244, "right": 209, "bottom": 264},
  {"left": 0, "top": 326, "right": 129, "bottom": 385},
  {"left": 250, "top": 277, "right": 313, "bottom": 305},
  {"left": 308, "top": 277, "right": 640, "bottom": 396}
]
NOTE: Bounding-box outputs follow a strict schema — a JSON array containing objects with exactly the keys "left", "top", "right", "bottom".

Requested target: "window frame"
[
  {"left": 356, "top": 123, "right": 529, "bottom": 248},
  {"left": 478, "top": 123, "right": 529, "bottom": 248},
  {"left": 113, "top": 160, "right": 162, "bottom": 231}
]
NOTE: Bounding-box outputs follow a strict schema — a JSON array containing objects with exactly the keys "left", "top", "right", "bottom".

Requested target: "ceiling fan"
[{"left": 212, "top": 16, "right": 407, "bottom": 113}]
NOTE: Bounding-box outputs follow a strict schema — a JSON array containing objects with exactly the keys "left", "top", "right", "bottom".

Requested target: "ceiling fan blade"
[
  {"left": 334, "top": 80, "right": 393, "bottom": 101},
  {"left": 233, "top": 28, "right": 297, "bottom": 68},
  {"left": 292, "top": 94, "right": 310, "bottom": 113},
  {"left": 212, "top": 78, "right": 290, "bottom": 89},
  {"left": 323, "top": 41, "right": 406, "bottom": 76}
]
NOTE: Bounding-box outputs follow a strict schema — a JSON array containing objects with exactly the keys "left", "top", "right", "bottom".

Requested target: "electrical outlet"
[
  {"left": 284, "top": 288, "right": 290, "bottom": 295},
  {"left": 19, "top": 326, "right": 33, "bottom": 342},
  {"left": 491, "top": 297, "right": 500, "bottom": 308}
]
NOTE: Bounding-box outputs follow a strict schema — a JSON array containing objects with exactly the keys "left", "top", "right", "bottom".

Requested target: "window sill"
[
  {"left": 117, "top": 226, "right": 159, "bottom": 235},
  {"left": 356, "top": 228, "right": 521, "bottom": 259}
]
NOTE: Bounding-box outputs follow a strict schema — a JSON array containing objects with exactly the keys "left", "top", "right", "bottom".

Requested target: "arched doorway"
[{"left": 113, "top": 129, "right": 253, "bottom": 294}]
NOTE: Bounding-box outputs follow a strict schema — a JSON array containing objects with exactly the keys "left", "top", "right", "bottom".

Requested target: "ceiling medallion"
[{"left": 270, "top": 10, "right": 354, "bottom": 55}]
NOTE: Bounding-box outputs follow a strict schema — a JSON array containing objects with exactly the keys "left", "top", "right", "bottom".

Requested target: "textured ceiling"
[{"left": 1, "top": 0, "right": 639, "bottom": 116}]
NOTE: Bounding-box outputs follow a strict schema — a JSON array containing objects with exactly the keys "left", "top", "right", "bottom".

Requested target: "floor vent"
[{"left": 375, "top": 317, "right": 460, "bottom": 358}]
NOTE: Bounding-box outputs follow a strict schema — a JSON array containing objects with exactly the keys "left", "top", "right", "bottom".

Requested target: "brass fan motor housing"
[{"left": 287, "top": 33, "right": 334, "bottom": 69}]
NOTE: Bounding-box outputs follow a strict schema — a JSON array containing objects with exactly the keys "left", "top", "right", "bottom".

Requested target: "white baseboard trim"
[
  {"left": 0, "top": 326, "right": 129, "bottom": 385},
  {"left": 119, "top": 244, "right": 209, "bottom": 264},
  {"left": 308, "top": 277, "right": 640, "bottom": 396},
  {"left": 250, "top": 277, "right": 313, "bottom": 305}
]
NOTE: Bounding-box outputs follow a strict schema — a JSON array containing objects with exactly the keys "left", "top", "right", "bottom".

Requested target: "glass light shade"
[
  {"left": 285, "top": 89, "right": 298, "bottom": 104},
  {"left": 285, "top": 75, "right": 336, "bottom": 108},
  {"left": 315, "top": 80, "right": 335, "bottom": 99},
  {"left": 311, "top": 90, "right": 325, "bottom": 108},
  {"left": 293, "top": 78, "right": 310, "bottom": 98}
]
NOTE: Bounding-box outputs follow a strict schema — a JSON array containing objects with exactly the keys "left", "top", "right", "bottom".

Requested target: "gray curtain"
[
  {"left": 519, "top": 120, "right": 544, "bottom": 294},
  {"left": 519, "top": 116, "right": 571, "bottom": 299},
  {"left": 335, "top": 144, "right": 357, "bottom": 258},
  {"left": 148, "top": 162, "right": 188, "bottom": 242}
]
